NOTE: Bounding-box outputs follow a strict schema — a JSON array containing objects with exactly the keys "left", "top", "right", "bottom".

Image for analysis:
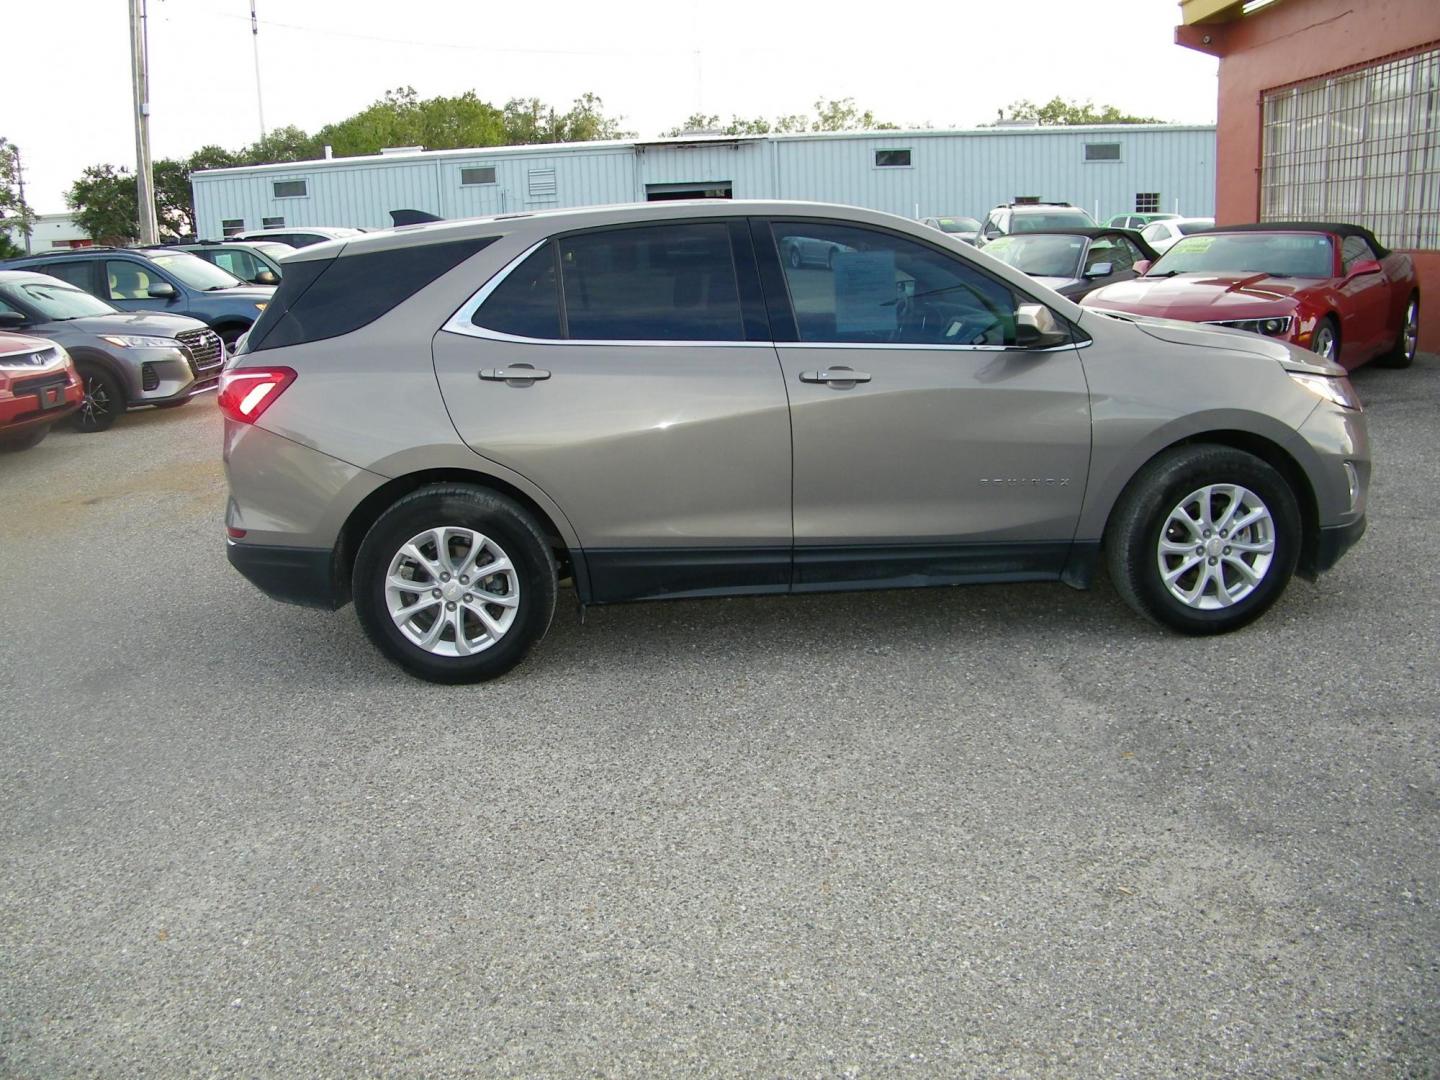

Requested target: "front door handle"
[
  {"left": 479, "top": 364, "right": 551, "bottom": 383},
  {"left": 799, "top": 367, "right": 872, "bottom": 385}
]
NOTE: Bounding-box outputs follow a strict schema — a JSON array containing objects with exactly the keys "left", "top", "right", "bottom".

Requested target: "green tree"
[
  {"left": 0, "top": 137, "right": 35, "bottom": 250},
  {"left": 66, "top": 164, "right": 139, "bottom": 245},
  {"left": 154, "top": 158, "right": 196, "bottom": 237},
  {"left": 664, "top": 98, "right": 894, "bottom": 138},
  {"left": 237, "top": 124, "right": 322, "bottom": 166},
  {"left": 993, "top": 97, "right": 1164, "bottom": 125},
  {"left": 502, "top": 93, "right": 631, "bottom": 145}
]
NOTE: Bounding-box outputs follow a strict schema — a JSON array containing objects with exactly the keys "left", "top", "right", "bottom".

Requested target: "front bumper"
[
  {"left": 226, "top": 540, "right": 344, "bottom": 610},
  {"left": 1311, "top": 515, "right": 1367, "bottom": 575},
  {"left": 129, "top": 344, "right": 223, "bottom": 404}
]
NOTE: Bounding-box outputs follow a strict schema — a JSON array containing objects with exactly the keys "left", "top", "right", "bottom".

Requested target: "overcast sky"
[{"left": 11, "top": 0, "right": 1218, "bottom": 212}]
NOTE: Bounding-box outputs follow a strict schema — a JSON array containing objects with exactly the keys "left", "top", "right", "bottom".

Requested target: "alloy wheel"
[
  {"left": 79, "top": 375, "right": 112, "bottom": 428},
  {"left": 1403, "top": 299, "right": 1419, "bottom": 363},
  {"left": 384, "top": 526, "right": 519, "bottom": 656},
  {"left": 1156, "top": 483, "right": 1275, "bottom": 609}
]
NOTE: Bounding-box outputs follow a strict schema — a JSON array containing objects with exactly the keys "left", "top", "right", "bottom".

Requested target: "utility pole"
[
  {"left": 251, "top": 0, "right": 266, "bottom": 141},
  {"left": 13, "top": 145, "right": 31, "bottom": 254},
  {"left": 129, "top": 0, "right": 159, "bottom": 245}
]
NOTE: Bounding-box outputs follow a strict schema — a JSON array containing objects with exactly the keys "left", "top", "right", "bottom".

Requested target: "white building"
[
  {"left": 191, "top": 125, "right": 1216, "bottom": 239},
  {"left": 4, "top": 211, "right": 90, "bottom": 253}
]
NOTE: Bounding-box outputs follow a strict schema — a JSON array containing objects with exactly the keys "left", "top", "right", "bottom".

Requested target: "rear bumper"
[
  {"left": 1310, "top": 514, "right": 1367, "bottom": 575},
  {"left": 226, "top": 540, "right": 344, "bottom": 610}
]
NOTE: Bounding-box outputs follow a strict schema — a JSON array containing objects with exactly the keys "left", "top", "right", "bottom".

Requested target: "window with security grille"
[
  {"left": 273, "top": 180, "right": 308, "bottom": 198},
  {"left": 461, "top": 166, "right": 497, "bottom": 186},
  {"left": 1084, "top": 143, "right": 1121, "bottom": 162},
  {"left": 1262, "top": 46, "right": 1440, "bottom": 250},
  {"left": 1135, "top": 193, "right": 1160, "bottom": 213}
]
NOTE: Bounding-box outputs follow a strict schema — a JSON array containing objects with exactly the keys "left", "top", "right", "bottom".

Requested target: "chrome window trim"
[{"left": 442, "top": 235, "right": 1086, "bottom": 353}]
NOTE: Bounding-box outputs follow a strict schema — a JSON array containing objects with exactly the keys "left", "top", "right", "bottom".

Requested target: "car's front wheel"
[
  {"left": 1105, "top": 445, "right": 1301, "bottom": 635},
  {"left": 72, "top": 365, "right": 122, "bottom": 433},
  {"left": 353, "top": 485, "right": 558, "bottom": 683}
]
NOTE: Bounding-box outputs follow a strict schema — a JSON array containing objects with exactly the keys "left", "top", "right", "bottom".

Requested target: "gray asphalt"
[{"left": 2, "top": 357, "right": 1438, "bottom": 1078}]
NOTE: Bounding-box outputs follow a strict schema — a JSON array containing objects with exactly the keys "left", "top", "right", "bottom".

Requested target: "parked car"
[
  {"left": 1081, "top": 222, "right": 1419, "bottom": 370},
  {"left": 978, "top": 227, "right": 1159, "bottom": 301},
  {"left": 0, "top": 330, "right": 82, "bottom": 451},
  {"left": 1107, "top": 212, "right": 1181, "bottom": 230},
  {"left": 922, "top": 216, "right": 982, "bottom": 245},
  {"left": 233, "top": 226, "right": 363, "bottom": 248},
  {"left": 977, "top": 202, "right": 1097, "bottom": 246},
  {"left": 222, "top": 200, "right": 1369, "bottom": 682},
  {"left": 172, "top": 240, "right": 293, "bottom": 285},
  {"left": 1, "top": 247, "right": 272, "bottom": 349},
  {"left": 1140, "top": 217, "right": 1215, "bottom": 254},
  {"left": 778, "top": 234, "right": 853, "bottom": 269},
  {"left": 0, "top": 271, "right": 224, "bottom": 432}
]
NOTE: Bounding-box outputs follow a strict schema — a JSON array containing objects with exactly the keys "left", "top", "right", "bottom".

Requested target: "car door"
[
  {"left": 103, "top": 258, "right": 182, "bottom": 317},
  {"left": 757, "top": 218, "right": 1092, "bottom": 589},
  {"left": 1336, "top": 234, "right": 1389, "bottom": 361},
  {"left": 433, "top": 218, "right": 794, "bottom": 602}
]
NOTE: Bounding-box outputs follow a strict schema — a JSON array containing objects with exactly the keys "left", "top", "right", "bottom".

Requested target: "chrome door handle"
[
  {"left": 479, "top": 365, "right": 551, "bottom": 382},
  {"left": 799, "top": 368, "right": 872, "bottom": 384}
]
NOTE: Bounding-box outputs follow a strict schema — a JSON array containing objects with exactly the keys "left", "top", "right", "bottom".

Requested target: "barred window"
[
  {"left": 1135, "top": 193, "right": 1160, "bottom": 213},
  {"left": 461, "top": 166, "right": 497, "bottom": 186},
  {"left": 1262, "top": 46, "right": 1440, "bottom": 250}
]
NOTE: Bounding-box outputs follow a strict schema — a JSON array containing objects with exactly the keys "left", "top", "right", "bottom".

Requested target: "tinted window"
[
  {"left": 473, "top": 243, "right": 562, "bottom": 339},
  {"left": 771, "top": 222, "right": 1019, "bottom": 346},
  {"left": 36, "top": 261, "right": 95, "bottom": 292},
  {"left": 248, "top": 237, "right": 495, "bottom": 352},
  {"left": 1085, "top": 238, "right": 1134, "bottom": 274},
  {"left": 273, "top": 180, "right": 307, "bottom": 198},
  {"left": 875, "top": 149, "right": 912, "bottom": 167},
  {"left": 558, "top": 223, "right": 743, "bottom": 341},
  {"left": 1341, "top": 234, "right": 1375, "bottom": 272}
]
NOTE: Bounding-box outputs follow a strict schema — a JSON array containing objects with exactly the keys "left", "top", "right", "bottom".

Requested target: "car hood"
[
  {"left": 32, "top": 311, "right": 212, "bottom": 338},
  {"left": 1085, "top": 271, "right": 1310, "bottom": 318},
  {"left": 1082, "top": 308, "right": 1345, "bottom": 377}
]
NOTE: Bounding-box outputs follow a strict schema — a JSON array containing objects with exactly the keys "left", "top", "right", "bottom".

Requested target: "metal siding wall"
[{"left": 193, "top": 129, "right": 1216, "bottom": 237}]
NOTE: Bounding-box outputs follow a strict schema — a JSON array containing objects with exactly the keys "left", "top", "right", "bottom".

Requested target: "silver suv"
[{"left": 221, "top": 201, "right": 1369, "bottom": 682}]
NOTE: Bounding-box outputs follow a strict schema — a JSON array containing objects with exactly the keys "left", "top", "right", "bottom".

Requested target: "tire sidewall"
[
  {"left": 353, "top": 488, "right": 556, "bottom": 682},
  {"left": 1115, "top": 449, "right": 1301, "bottom": 634},
  {"left": 73, "top": 365, "right": 122, "bottom": 433}
]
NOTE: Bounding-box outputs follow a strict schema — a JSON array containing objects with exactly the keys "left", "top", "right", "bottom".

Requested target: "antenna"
[{"left": 251, "top": 0, "right": 266, "bottom": 140}]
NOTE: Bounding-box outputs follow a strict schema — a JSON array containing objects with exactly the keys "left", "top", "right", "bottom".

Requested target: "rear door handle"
[
  {"left": 479, "top": 364, "right": 551, "bottom": 383},
  {"left": 799, "top": 368, "right": 872, "bottom": 384}
]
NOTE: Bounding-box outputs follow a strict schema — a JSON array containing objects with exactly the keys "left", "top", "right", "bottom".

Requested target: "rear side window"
[
  {"left": 558, "top": 223, "right": 743, "bottom": 341},
  {"left": 36, "top": 261, "right": 95, "bottom": 292},
  {"left": 247, "top": 237, "right": 495, "bottom": 352},
  {"left": 473, "top": 243, "right": 562, "bottom": 339}
]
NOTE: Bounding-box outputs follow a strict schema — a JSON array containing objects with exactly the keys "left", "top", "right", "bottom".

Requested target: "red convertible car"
[{"left": 1081, "top": 223, "right": 1420, "bottom": 371}]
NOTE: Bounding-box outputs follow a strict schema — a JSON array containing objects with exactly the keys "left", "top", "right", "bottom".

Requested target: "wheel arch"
[
  {"left": 66, "top": 346, "right": 132, "bottom": 406},
  {"left": 1102, "top": 428, "right": 1323, "bottom": 579},
  {"left": 334, "top": 467, "right": 583, "bottom": 608}
]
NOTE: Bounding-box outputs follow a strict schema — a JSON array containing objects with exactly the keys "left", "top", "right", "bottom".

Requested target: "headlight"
[
  {"left": 1208, "top": 315, "right": 1295, "bottom": 337},
  {"left": 1289, "top": 371, "right": 1361, "bottom": 410},
  {"left": 100, "top": 334, "right": 182, "bottom": 349}
]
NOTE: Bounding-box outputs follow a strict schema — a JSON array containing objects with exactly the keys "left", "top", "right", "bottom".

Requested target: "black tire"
[
  {"left": 0, "top": 424, "right": 50, "bottom": 452},
  {"left": 1105, "top": 445, "right": 1301, "bottom": 635},
  {"left": 353, "top": 485, "right": 557, "bottom": 683},
  {"left": 1377, "top": 293, "right": 1418, "bottom": 369},
  {"left": 72, "top": 365, "right": 123, "bottom": 433},
  {"left": 1311, "top": 316, "right": 1340, "bottom": 364}
]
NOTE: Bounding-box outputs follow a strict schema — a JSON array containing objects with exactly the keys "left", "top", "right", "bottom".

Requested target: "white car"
[{"left": 1141, "top": 217, "right": 1215, "bottom": 254}]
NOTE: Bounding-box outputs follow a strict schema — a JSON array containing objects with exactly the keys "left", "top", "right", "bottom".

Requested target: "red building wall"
[{"left": 1178, "top": 0, "right": 1440, "bottom": 348}]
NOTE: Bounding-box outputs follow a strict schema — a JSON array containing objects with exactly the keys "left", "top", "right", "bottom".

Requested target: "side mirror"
[
  {"left": 0, "top": 311, "right": 28, "bottom": 328},
  {"left": 1085, "top": 261, "right": 1114, "bottom": 279},
  {"left": 1133, "top": 259, "right": 1152, "bottom": 276},
  {"left": 148, "top": 281, "right": 177, "bottom": 298},
  {"left": 1347, "top": 259, "right": 1381, "bottom": 279},
  {"left": 255, "top": 270, "right": 278, "bottom": 285},
  {"left": 1015, "top": 303, "right": 1070, "bottom": 350}
]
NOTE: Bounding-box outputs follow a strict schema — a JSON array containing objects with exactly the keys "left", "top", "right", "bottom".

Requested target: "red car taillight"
[{"left": 218, "top": 366, "right": 296, "bottom": 424}]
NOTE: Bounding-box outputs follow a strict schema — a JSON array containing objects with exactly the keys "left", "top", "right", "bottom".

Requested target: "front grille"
[
  {"left": 176, "top": 328, "right": 224, "bottom": 373},
  {"left": 141, "top": 362, "right": 159, "bottom": 391},
  {"left": 11, "top": 373, "right": 68, "bottom": 399},
  {"left": 0, "top": 346, "right": 59, "bottom": 369}
]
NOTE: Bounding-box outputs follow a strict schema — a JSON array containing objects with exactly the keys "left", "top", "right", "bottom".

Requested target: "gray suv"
[
  {"left": 0, "top": 271, "right": 223, "bottom": 431},
  {"left": 221, "top": 201, "right": 1369, "bottom": 682}
]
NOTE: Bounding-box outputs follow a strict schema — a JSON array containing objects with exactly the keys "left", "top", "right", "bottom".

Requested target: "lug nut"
[
  {"left": 1195, "top": 545, "right": 1204, "bottom": 554},
  {"left": 1208, "top": 557, "right": 1217, "bottom": 565},
  {"left": 1223, "top": 547, "right": 1231, "bottom": 555},
  {"left": 459, "top": 576, "right": 469, "bottom": 585},
  {"left": 446, "top": 601, "right": 456, "bottom": 611},
  {"left": 431, "top": 589, "right": 442, "bottom": 599},
  {"left": 463, "top": 593, "right": 472, "bottom": 602},
  {"left": 440, "top": 572, "right": 451, "bottom": 582}
]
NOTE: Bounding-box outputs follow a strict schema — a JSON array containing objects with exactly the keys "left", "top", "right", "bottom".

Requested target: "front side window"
[
  {"left": 1085, "top": 238, "right": 1135, "bottom": 274},
  {"left": 106, "top": 260, "right": 157, "bottom": 300},
  {"left": 771, "top": 221, "right": 1018, "bottom": 346},
  {"left": 149, "top": 252, "right": 244, "bottom": 290},
  {"left": 558, "top": 223, "right": 743, "bottom": 341},
  {"left": 213, "top": 250, "right": 259, "bottom": 280},
  {"left": 1341, "top": 234, "right": 1376, "bottom": 272},
  {"left": 473, "top": 243, "right": 563, "bottom": 339}
]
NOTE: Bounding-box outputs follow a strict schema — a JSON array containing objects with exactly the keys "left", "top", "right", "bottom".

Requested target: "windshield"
[
  {"left": 149, "top": 252, "right": 245, "bottom": 290},
  {"left": 981, "top": 234, "right": 1086, "bottom": 278},
  {"left": 935, "top": 217, "right": 980, "bottom": 234},
  {"left": 1150, "top": 232, "right": 1334, "bottom": 277},
  {"left": 1011, "top": 211, "right": 1095, "bottom": 233},
  {"left": 1, "top": 279, "right": 116, "bottom": 320}
]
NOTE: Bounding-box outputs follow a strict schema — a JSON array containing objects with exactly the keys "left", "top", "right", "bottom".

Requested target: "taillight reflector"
[{"left": 218, "top": 366, "right": 296, "bottom": 424}]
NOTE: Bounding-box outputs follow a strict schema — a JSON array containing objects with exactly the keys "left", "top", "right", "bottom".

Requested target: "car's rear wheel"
[
  {"left": 1378, "top": 294, "right": 1419, "bottom": 369},
  {"left": 1105, "top": 445, "right": 1301, "bottom": 635},
  {"left": 1311, "top": 316, "right": 1340, "bottom": 364},
  {"left": 353, "top": 485, "right": 557, "bottom": 683},
  {"left": 72, "top": 365, "right": 122, "bottom": 433}
]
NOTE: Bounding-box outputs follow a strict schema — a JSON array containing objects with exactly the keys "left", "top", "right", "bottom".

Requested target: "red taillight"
[{"left": 218, "top": 366, "right": 296, "bottom": 424}]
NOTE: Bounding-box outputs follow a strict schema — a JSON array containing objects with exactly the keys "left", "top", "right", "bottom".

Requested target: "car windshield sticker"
[{"left": 833, "top": 251, "right": 899, "bottom": 334}]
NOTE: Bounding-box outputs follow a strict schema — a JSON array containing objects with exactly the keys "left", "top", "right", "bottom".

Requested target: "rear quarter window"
[{"left": 247, "top": 237, "right": 496, "bottom": 352}]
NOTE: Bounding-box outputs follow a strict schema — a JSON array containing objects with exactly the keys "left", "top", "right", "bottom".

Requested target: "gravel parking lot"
[{"left": 3, "top": 356, "right": 1438, "bottom": 1078}]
